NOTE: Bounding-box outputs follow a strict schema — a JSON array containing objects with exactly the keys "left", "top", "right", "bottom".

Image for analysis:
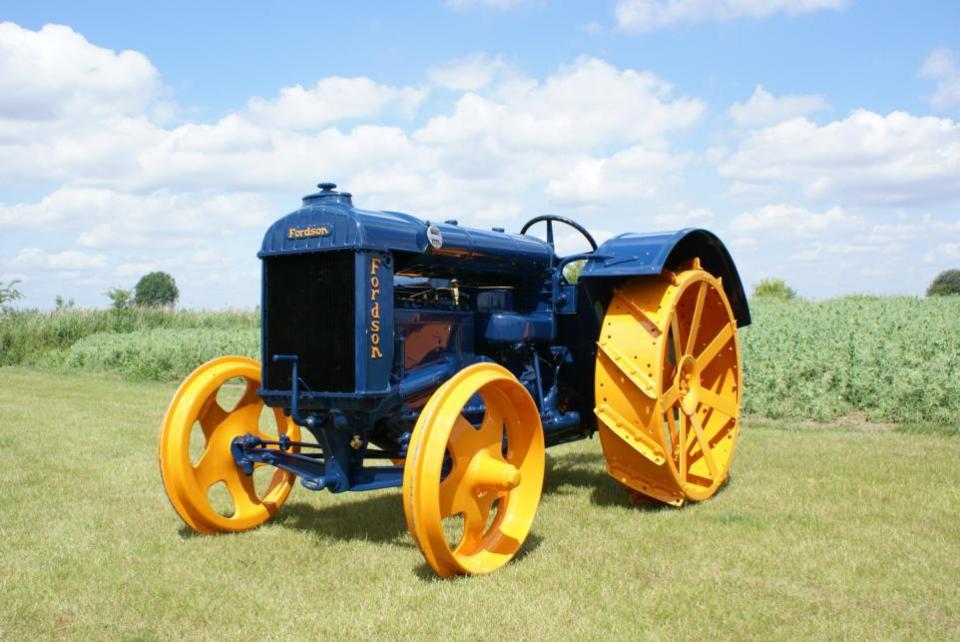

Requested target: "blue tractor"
[{"left": 159, "top": 182, "right": 750, "bottom": 577}]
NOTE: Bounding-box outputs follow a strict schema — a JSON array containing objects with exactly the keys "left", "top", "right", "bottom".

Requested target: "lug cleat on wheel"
[
  {"left": 403, "top": 363, "right": 545, "bottom": 577},
  {"left": 594, "top": 258, "right": 743, "bottom": 506},
  {"left": 158, "top": 356, "right": 301, "bottom": 534}
]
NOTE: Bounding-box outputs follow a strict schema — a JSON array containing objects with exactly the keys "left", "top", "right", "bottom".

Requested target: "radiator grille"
[{"left": 263, "top": 252, "right": 356, "bottom": 392}]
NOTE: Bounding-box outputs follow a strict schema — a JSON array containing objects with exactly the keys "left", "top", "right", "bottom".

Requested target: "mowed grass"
[{"left": 1, "top": 367, "right": 958, "bottom": 640}]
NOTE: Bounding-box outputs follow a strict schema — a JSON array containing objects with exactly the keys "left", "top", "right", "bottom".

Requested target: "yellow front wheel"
[
  {"left": 158, "top": 356, "right": 300, "bottom": 534},
  {"left": 403, "top": 363, "right": 545, "bottom": 577}
]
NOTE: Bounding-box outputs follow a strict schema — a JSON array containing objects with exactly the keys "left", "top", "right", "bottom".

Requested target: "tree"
[
  {"left": 752, "top": 278, "right": 796, "bottom": 301},
  {"left": 105, "top": 287, "right": 133, "bottom": 311},
  {"left": 134, "top": 272, "right": 179, "bottom": 308},
  {"left": 0, "top": 279, "right": 23, "bottom": 310},
  {"left": 55, "top": 295, "right": 75, "bottom": 310},
  {"left": 927, "top": 269, "right": 960, "bottom": 296}
]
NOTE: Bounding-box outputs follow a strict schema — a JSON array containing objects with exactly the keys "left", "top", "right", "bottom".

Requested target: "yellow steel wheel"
[
  {"left": 158, "top": 356, "right": 301, "bottom": 534},
  {"left": 403, "top": 363, "right": 545, "bottom": 577},
  {"left": 594, "top": 259, "right": 743, "bottom": 506}
]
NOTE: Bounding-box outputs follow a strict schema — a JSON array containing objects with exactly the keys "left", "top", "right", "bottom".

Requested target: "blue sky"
[{"left": 1, "top": 0, "right": 958, "bottom": 308}]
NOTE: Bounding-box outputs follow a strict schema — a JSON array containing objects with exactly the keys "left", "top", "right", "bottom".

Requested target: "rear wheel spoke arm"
[
  {"left": 670, "top": 312, "right": 684, "bottom": 359},
  {"left": 686, "top": 282, "right": 707, "bottom": 354},
  {"left": 689, "top": 414, "right": 719, "bottom": 480},
  {"left": 697, "top": 324, "right": 734, "bottom": 367},
  {"left": 699, "top": 387, "right": 738, "bottom": 418}
]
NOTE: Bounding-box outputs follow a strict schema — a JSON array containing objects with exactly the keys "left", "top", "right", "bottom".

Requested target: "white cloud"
[
  {"left": 474, "top": 202, "right": 523, "bottom": 222},
  {"left": 730, "top": 204, "right": 861, "bottom": 237},
  {"left": 10, "top": 248, "right": 107, "bottom": 270},
  {"left": 720, "top": 110, "right": 960, "bottom": 207},
  {"left": 429, "top": 53, "right": 503, "bottom": 91},
  {"left": 114, "top": 261, "right": 160, "bottom": 278},
  {"left": 0, "top": 188, "right": 275, "bottom": 247},
  {"left": 728, "top": 85, "right": 829, "bottom": 127},
  {"left": 789, "top": 241, "right": 896, "bottom": 264},
  {"left": 545, "top": 146, "right": 691, "bottom": 206},
  {"left": 554, "top": 228, "right": 615, "bottom": 255},
  {"left": 245, "top": 77, "right": 426, "bottom": 129},
  {"left": 920, "top": 47, "right": 960, "bottom": 110},
  {"left": 417, "top": 57, "right": 703, "bottom": 151},
  {"left": 615, "top": 0, "right": 848, "bottom": 33},
  {"left": 650, "top": 205, "right": 715, "bottom": 229},
  {"left": 0, "top": 22, "right": 160, "bottom": 122},
  {"left": 8, "top": 21, "right": 958, "bottom": 306}
]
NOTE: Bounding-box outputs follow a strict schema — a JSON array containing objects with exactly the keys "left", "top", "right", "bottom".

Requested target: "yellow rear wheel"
[
  {"left": 403, "top": 363, "right": 545, "bottom": 577},
  {"left": 158, "top": 356, "right": 300, "bottom": 533},
  {"left": 594, "top": 260, "right": 743, "bottom": 505}
]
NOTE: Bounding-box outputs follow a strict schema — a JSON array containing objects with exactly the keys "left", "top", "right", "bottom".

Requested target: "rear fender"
[{"left": 579, "top": 228, "right": 750, "bottom": 327}]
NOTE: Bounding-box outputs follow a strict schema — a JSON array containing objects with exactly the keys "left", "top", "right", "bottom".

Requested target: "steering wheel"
[{"left": 519, "top": 215, "right": 598, "bottom": 252}]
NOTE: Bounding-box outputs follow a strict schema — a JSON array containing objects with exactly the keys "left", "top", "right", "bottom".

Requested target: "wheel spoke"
[
  {"left": 193, "top": 448, "right": 223, "bottom": 489},
  {"left": 260, "top": 469, "right": 287, "bottom": 500},
  {"left": 667, "top": 411, "right": 686, "bottom": 484},
  {"left": 477, "top": 392, "right": 506, "bottom": 447},
  {"left": 662, "top": 384, "right": 681, "bottom": 411},
  {"left": 699, "top": 387, "right": 738, "bottom": 418},
  {"left": 447, "top": 415, "right": 482, "bottom": 460},
  {"left": 689, "top": 414, "right": 719, "bottom": 480},
  {"left": 198, "top": 400, "right": 228, "bottom": 440},
  {"left": 225, "top": 473, "right": 260, "bottom": 516},
  {"left": 457, "top": 492, "right": 496, "bottom": 552},
  {"left": 234, "top": 378, "right": 260, "bottom": 410},
  {"left": 665, "top": 407, "right": 679, "bottom": 446},
  {"left": 439, "top": 456, "right": 470, "bottom": 518},
  {"left": 697, "top": 323, "right": 734, "bottom": 367},
  {"left": 686, "top": 282, "right": 707, "bottom": 355},
  {"left": 670, "top": 310, "right": 683, "bottom": 359},
  {"left": 219, "top": 401, "right": 262, "bottom": 436}
]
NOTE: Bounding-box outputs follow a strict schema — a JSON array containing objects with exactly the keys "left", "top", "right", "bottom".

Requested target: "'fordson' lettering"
[
  {"left": 369, "top": 257, "right": 383, "bottom": 359},
  {"left": 287, "top": 225, "right": 331, "bottom": 239}
]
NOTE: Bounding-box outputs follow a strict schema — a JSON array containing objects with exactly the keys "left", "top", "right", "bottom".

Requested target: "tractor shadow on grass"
[
  {"left": 175, "top": 448, "right": 683, "bottom": 574},
  {"left": 175, "top": 492, "right": 411, "bottom": 544},
  {"left": 270, "top": 493, "right": 411, "bottom": 546},
  {"left": 543, "top": 450, "right": 678, "bottom": 512}
]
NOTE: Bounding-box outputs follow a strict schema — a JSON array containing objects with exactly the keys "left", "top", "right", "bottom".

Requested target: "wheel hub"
[{"left": 677, "top": 354, "right": 701, "bottom": 416}]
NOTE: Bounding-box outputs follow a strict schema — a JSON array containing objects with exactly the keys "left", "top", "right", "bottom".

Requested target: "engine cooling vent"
[{"left": 262, "top": 251, "right": 356, "bottom": 392}]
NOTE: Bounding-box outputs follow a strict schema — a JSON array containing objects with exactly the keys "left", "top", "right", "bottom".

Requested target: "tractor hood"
[
  {"left": 258, "top": 183, "right": 555, "bottom": 277},
  {"left": 259, "top": 184, "right": 430, "bottom": 257}
]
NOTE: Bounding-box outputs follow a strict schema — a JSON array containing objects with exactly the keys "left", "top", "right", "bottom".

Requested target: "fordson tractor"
[{"left": 159, "top": 182, "right": 750, "bottom": 577}]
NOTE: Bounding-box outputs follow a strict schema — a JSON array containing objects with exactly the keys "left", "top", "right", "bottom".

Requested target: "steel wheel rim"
[
  {"left": 594, "top": 261, "right": 742, "bottom": 505},
  {"left": 403, "top": 363, "right": 545, "bottom": 577},
  {"left": 158, "top": 356, "right": 300, "bottom": 533}
]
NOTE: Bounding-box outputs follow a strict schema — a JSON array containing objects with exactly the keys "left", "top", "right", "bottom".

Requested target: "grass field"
[{"left": 1, "top": 367, "right": 957, "bottom": 640}]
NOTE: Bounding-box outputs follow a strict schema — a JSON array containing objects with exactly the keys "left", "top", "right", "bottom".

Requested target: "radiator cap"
[{"left": 303, "top": 181, "right": 353, "bottom": 206}]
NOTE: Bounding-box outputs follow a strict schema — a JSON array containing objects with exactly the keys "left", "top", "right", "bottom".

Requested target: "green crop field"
[
  {"left": 0, "top": 367, "right": 958, "bottom": 640},
  {"left": 742, "top": 297, "right": 960, "bottom": 427}
]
